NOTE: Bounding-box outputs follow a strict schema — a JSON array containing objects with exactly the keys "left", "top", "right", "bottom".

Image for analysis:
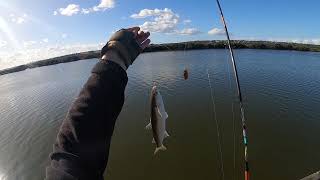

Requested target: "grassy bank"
[{"left": 1, "top": 40, "right": 319, "bottom": 76}]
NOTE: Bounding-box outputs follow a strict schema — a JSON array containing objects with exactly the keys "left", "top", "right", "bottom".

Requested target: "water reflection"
[{"left": 0, "top": 50, "right": 319, "bottom": 179}]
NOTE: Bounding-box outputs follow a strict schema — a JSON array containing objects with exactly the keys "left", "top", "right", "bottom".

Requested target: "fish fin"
[
  {"left": 152, "top": 138, "right": 156, "bottom": 144},
  {"left": 164, "top": 131, "right": 170, "bottom": 138},
  {"left": 164, "top": 112, "right": 168, "bottom": 119},
  {"left": 145, "top": 122, "right": 152, "bottom": 130},
  {"left": 157, "top": 108, "right": 162, "bottom": 118},
  {"left": 154, "top": 145, "right": 167, "bottom": 155}
]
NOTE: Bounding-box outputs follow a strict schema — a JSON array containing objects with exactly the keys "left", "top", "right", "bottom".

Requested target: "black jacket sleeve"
[{"left": 45, "top": 60, "right": 128, "bottom": 180}]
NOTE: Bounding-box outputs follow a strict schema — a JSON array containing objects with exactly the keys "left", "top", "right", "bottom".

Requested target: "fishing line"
[
  {"left": 223, "top": 37, "right": 238, "bottom": 180},
  {"left": 232, "top": 102, "right": 237, "bottom": 180},
  {"left": 206, "top": 68, "right": 225, "bottom": 180},
  {"left": 144, "top": 87, "right": 150, "bottom": 123},
  {"left": 227, "top": 61, "right": 237, "bottom": 180},
  {"left": 145, "top": 56, "right": 156, "bottom": 124},
  {"left": 215, "top": 0, "right": 250, "bottom": 179},
  {"left": 183, "top": 42, "right": 191, "bottom": 80}
]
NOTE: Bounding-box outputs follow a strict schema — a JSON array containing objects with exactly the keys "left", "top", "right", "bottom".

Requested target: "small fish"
[
  {"left": 183, "top": 69, "right": 189, "bottom": 80},
  {"left": 145, "top": 86, "right": 169, "bottom": 155}
]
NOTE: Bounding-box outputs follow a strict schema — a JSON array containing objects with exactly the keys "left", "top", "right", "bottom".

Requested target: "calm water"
[{"left": 0, "top": 49, "right": 320, "bottom": 180}]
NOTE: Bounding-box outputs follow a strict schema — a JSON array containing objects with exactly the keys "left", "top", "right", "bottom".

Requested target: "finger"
[
  {"left": 137, "top": 31, "right": 150, "bottom": 42},
  {"left": 137, "top": 31, "right": 150, "bottom": 44},
  {"left": 126, "top": 26, "right": 140, "bottom": 32},
  {"left": 126, "top": 27, "right": 140, "bottom": 37},
  {"left": 136, "top": 31, "right": 145, "bottom": 42},
  {"left": 138, "top": 30, "right": 145, "bottom": 37},
  {"left": 140, "top": 39, "right": 151, "bottom": 50}
]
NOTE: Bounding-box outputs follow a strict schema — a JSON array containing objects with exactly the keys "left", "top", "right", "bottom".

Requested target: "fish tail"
[
  {"left": 154, "top": 145, "right": 167, "bottom": 155},
  {"left": 145, "top": 122, "right": 152, "bottom": 130}
]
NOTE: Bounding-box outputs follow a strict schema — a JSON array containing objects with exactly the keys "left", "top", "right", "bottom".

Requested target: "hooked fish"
[{"left": 145, "top": 86, "right": 169, "bottom": 155}]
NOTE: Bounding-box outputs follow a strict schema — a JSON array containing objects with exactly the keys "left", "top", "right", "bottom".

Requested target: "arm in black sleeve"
[{"left": 45, "top": 60, "right": 128, "bottom": 180}]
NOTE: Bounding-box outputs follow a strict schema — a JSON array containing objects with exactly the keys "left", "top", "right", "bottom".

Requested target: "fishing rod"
[{"left": 214, "top": 0, "right": 250, "bottom": 180}]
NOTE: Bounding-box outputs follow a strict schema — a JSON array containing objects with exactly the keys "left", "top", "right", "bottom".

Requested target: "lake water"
[{"left": 0, "top": 49, "right": 320, "bottom": 180}]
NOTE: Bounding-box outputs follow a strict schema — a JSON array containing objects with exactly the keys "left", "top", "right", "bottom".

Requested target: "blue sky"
[{"left": 0, "top": 0, "right": 320, "bottom": 69}]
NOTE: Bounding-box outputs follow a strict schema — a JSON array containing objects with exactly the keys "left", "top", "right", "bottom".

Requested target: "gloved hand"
[{"left": 101, "top": 27, "right": 150, "bottom": 70}]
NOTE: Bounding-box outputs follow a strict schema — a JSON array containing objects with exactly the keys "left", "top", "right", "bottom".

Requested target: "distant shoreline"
[{"left": 1, "top": 40, "right": 320, "bottom": 76}]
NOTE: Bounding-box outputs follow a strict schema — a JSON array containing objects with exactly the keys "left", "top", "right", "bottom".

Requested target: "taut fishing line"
[
  {"left": 215, "top": 0, "right": 250, "bottom": 179},
  {"left": 206, "top": 68, "right": 225, "bottom": 180},
  {"left": 226, "top": 49, "right": 238, "bottom": 180}
]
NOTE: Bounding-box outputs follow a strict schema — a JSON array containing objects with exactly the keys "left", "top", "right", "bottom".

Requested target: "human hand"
[
  {"left": 127, "top": 27, "right": 151, "bottom": 50},
  {"left": 101, "top": 27, "right": 150, "bottom": 70}
]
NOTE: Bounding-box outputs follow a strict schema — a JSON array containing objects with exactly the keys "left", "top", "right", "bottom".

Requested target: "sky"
[{"left": 0, "top": 0, "right": 320, "bottom": 69}]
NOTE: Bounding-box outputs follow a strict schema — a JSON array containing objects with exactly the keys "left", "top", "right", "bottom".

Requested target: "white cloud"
[
  {"left": 11, "top": 18, "right": 16, "bottom": 23},
  {"left": 10, "top": 14, "right": 27, "bottom": 24},
  {"left": 131, "top": 8, "right": 169, "bottom": 19},
  {"left": 95, "top": 0, "right": 115, "bottom": 10},
  {"left": 42, "top": 38, "right": 49, "bottom": 43},
  {"left": 131, "top": 8, "right": 199, "bottom": 36},
  {"left": 62, "top": 34, "right": 68, "bottom": 39},
  {"left": 70, "top": 0, "right": 115, "bottom": 15},
  {"left": 208, "top": 28, "right": 225, "bottom": 35},
  {"left": 23, "top": 41, "right": 37, "bottom": 48},
  {"left": 81, "top": 8, "right": 90, "bottom": 14},
  {"left": 311, "top": 39, "right": 320, "bottom": 44},
  {"left": 176, "top": 28, "right": 201, "bottom": 35},
  {"left": 141, "top": 10, "right": 179, "bottom": 33},
  {"left": 183, "top": 19, "right": 191, "bottom": 24},
  {"left": 287, "top": 39, "right": 320, "bottom": 45},
  {"left": 234, "top": 37, "right": 320, "bottom": 45},
  {"left": 0, "top": 40, "right": 7, "bottom": 48},
  {"left": 305, "top": 39, "right": 320, "bottom": 44},
  {"left": 131, "top": 8, "right": 179, "bottom": 33},
  {"left": 55, "top": 1, "right": 115, "bottom": 16},
  {"left": 57, "top": 4, "right": 80, "bottom": 16},
  {"left": 92, "top": 6, "right": 100, "bottom": 12},
  {"left": 16, "top": 17, "right": 25, "bottom": 24},
  {"left": 0, "top": 43, "right": 104, "bottom": 70}
]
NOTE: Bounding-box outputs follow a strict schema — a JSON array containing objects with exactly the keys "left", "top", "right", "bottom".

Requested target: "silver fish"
[{"left": 145, "top": 86, "right": 169, "bottom": 155}]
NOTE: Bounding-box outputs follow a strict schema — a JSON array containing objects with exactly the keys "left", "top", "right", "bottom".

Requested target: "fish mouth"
[{"left": 151, "top": 86, "right": 158, "bottom": 95}]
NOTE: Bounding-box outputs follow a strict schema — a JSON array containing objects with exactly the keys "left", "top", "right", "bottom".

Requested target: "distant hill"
[
  {"left": 145, "top": 40, "right": 320, "bottom": 52},
  {"left": 1, "top": 40, "right": 320, "bottom": 76}
]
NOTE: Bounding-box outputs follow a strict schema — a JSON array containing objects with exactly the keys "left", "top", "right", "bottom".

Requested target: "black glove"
[{"left": 101, "top": 28, "right": 143, "bottom": 69}]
